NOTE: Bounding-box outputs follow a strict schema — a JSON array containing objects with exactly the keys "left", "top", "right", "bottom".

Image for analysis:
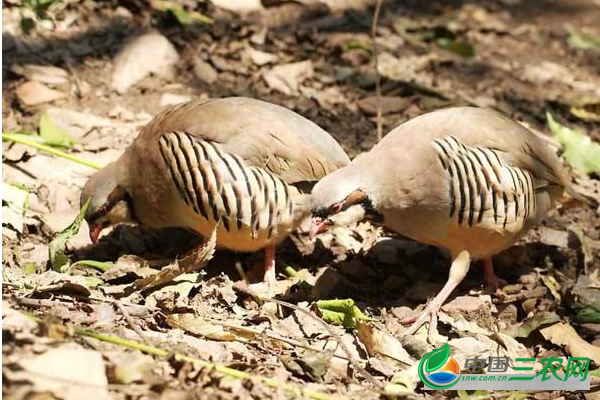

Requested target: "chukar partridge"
[
  {"left": 309, "top": 107, "right": 571, "bottom": 337},
  {"left": 81, "top": 97, "right": 350, "bottom": 291}
]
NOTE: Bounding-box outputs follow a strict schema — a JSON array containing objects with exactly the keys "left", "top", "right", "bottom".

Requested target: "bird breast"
[{"left": 155, "top": 131, "right": 308, "bottom": 251}]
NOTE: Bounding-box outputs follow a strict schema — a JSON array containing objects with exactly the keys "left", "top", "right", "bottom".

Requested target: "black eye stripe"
[{"left": 87, "top": 188, "right": 136, "bottom": 222}]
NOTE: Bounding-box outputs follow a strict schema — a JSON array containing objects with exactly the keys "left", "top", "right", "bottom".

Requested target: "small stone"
[
  {"left": 160, "top": 93, "right": 192, "bottom": 107},
  {"left": 193, "top": 56, "right": 218, "bottom": 84},
  {"left": 16, "top": 81, "right": 66, "bottom": 106}
]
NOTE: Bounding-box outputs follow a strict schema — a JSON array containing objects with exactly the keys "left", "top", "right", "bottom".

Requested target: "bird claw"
[{"left": 401, "top": 300, "right": 441, "bottom": 343}]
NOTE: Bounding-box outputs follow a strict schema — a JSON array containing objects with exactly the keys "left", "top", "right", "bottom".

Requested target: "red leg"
[{"left": 483, "top": 256, "right": 499, "bottom": 292}]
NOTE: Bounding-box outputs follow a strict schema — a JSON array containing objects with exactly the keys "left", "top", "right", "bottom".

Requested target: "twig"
[
  {"left": 22, "top": 312, "right": 346, "bottom": 400},
  {"left": 113, "top": 300, "right": 148, "bottom": 344},
  {"left": 205, "top": 317, "right": 352, "bottom": 363},
  {"left": 371, "top": 0, "right": 384, "bottom": 142},
  {"left": 262, "top": 298, "right": 383, "bottom": 390},
  {"left": 2, "top": 132, "right": 102, "bottom": 170}
]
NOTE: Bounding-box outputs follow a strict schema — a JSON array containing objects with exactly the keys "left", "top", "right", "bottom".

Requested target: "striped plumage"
[
  {"left": 432, "top": 135, "right": 537, "bottom": 232},
  {"left": 309, "top": 107, "right": 570, "bottom": 338},
  {"left": 156, "top": 131, "right": 299, "bottom": 250},
  {"left": 81, "top": 97, "right": 350, "bottom": 289}
]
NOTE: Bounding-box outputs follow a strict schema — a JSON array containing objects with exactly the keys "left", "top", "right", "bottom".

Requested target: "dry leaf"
[
  {"left": 262, "top": 61, "right": 314, "bottom": 95},
  {"left": 540, "top": 322, "right": 600, "bottom": 365},
  {"left": 168, "top": 314, "right": 238, "bottom": 341},
  {"left": 356, "top": 322, "right": 413, "bottom": 365},
  {"left": 17, "top": 345, "right": 110, "bottom": 400}
]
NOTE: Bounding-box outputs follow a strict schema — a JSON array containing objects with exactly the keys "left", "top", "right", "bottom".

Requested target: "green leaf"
[
  {"left": 49, "top": 198, "right": 90, "bottom": 272},
  {"left": 316, "top": 298, "right": 372, "bottom": 328},
  {"left": 69, "top": 260, "right": 114, "bottom": 273},
  {"left": 425, "top": 343, "right": 449, "bottom": 373},
  {"left": 39, "top": 112, "right": 75, "bottom": 148},
  {"left": 24, "top": 262, "right": 37, "bottom": 275},
  {"left": 567, "top": 31, "right": 600, "bottom": 50},
  {"left": 151, "top": 0, "right": 212, "bottom": 25},
  {"left": 547, "top": 112, "right": 600, "bottom": 175},
  {"left": 437, "top": 37, "right": 475, "bottom": 58},
  {"left": 574, "top": 307, "right": 600, "bottom": 324},
  {"left": 84, "top": 277, "right": 103, "bottom": 287},
  {"left": 591, "top": 368, "right": 600, "bottom": 378}
]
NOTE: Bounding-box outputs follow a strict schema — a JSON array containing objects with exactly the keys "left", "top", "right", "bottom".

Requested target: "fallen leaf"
[
  {"left": 111, "top": 31, "right": 179, "bottom": 93},
  {"left": 149, "top": 0, "right": 213, "bottom": 25},
  {"left": 27, "top": 271, "right": 95, "bottom": 296},
  {"left": 16, "top": 81, "right": 66, "bottom": 106},
  {"left": 10, "top": 63, "right": 69, "bottom": 86},
  {"left": 541, "top": 322, "right": 600, "bottom": 365},
  {"left": 436, "top": 37, "right": 475, "bottom": 58},
  {"left": 281, "top": 350, "right": 331, "bottom": 383},
  {"left": 168, "top": 314, "right": 238, "bottom": 341},
  {"left": 39, "top": 111, "right": 75, "bottom": 148},
  {"left": 193, "top": 56, "right": 218, "bottom": 84},
  {"left": 567, "top": 31, "right": 600, "bottom": 50},
  {"left": 575, "top": 307, "right": 600, "bottom": 324},
  {"left": 547, "top": 112, "right": 600, "bottom": 175},
  {"left": 70, "top": 260, "right": 114, "bottom": 272},
  {"left": 356, "top": 322, "right": 413, "bottom": 365},
  {"left": 145, "top": 273, "right": 203, "bottom": 309},
  {"left": 572, "top": 272, "right": 600, "bottom": 311},
  {"left": 262, "top": 61, "right": 314, "bottom": 95},
  {"left": 502, "top": 311, "right": 561, "bottom": 338},
  {"left": 570, "top": 102, "right": 600, "bottom": 122},
  {"left": 246, "top": 46, "right": 278, "bottom": 66},
  {"left": 17, "top": 345, "right": 110, "bottom": 400},
  {"left": 49, "top": 198, "right": 90, "bottom": 272},
  {"left": 357, "top": 95, "right": 411, "bottom": 116},
  {"left": 210, "top": 0, "right": 263, "bottom": 13}
]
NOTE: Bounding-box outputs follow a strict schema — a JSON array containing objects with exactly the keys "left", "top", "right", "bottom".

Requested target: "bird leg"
[
  {"left": 483, "top": 256, "right": 499, "bottom": 292},
  {"left": 263, "top": 245, "right": 276, "bottom": 296},
  {"left": 402, "top": 251, "right": 471, "bottom": 340}
]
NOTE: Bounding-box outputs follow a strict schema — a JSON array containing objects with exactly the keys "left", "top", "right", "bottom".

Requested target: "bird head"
[
  {"left": 309, "top": 169, "right": 381, "bottom": 239},
  {"left": 80, "top": 162, "right": 135, "bottom": 244}
]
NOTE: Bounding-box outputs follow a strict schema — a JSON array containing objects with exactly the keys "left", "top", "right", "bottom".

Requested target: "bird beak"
[
  {"left": 89, "top": 222, "right": 105, "bottom": 244},
  {"left": 309, "top": 217, "right": 330, "bottom": 240}
]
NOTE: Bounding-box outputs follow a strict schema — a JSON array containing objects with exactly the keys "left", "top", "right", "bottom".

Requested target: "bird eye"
[{"left": 330, "top": 203, "right": 343, "bottom": 214}]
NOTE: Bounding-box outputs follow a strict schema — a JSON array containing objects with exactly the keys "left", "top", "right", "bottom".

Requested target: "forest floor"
[{"left": 2, "top": 0, "right": 600, "bottom": 399}]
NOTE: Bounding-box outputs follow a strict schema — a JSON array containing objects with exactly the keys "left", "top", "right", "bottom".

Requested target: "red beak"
[
  {"left": 89, "top": 223, "right": 104, "bottom": 244},
  {"left": 309, "top": 217, "right": 330, "bottom": 240}
]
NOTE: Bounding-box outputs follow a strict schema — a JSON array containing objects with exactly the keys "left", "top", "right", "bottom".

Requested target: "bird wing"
[{"left": 139, "top": 97, "right": 350, "bottom": 184}]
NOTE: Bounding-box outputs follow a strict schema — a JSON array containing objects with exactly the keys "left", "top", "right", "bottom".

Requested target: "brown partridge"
[
  {"left": 81, "top": 97, "right": 350, "bottom": 292},
  {"left": 309, "top": 107, "right": 571, "bottom": 338}
]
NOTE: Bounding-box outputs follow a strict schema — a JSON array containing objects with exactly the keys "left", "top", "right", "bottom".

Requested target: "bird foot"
[
  {"left": 400, "top": 300, "right": 441, "bottom": 342},
  {"left": 484, "top": 274, "right": 507, "bottom": 294},
  {"left": 248, "top": 280, "right": 276, "bottom": 299}
]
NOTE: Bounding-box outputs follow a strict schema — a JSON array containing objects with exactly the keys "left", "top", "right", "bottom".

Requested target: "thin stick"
[
  {"left": 205, "top": 317, "right": 352, "bottom": 363},
  {"left": 262, "top": 298, "right": 383, "bottom": 390},
  {"left": 2, "top": 132, "right": 102, "bottom": 170},
  {"left": 21, "top": 313, "right": 346, "bottom": 400},
  {"left": 114, "top": 300, "right": 148, "bottom": 344},
  {"left": 371, "top": 0, "right": 384, "bottom": 142}
]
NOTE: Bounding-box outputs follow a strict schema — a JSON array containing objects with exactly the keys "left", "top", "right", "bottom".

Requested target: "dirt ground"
[{"left": 2, "top": 0, "right": 600, "bottom": 399}]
